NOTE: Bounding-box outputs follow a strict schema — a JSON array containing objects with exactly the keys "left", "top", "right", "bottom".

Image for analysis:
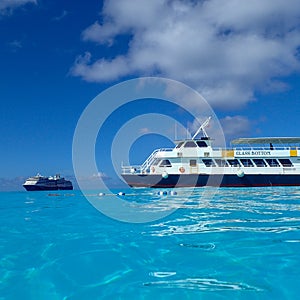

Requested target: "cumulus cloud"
[
  {"left": 220, "top": 116, "right": 251, "bottom": 140},
  {"left": 189, "top": 115, "right": 252, "bottom": 145},
  {"left": 72, "top": 52, "right": 129, "bottom": 82},
  {"left": 0, "top": 0, "right": 36, "bottom": 14},
  {"left": 71, "top": 0, "right": 300, "bottom": 109}
]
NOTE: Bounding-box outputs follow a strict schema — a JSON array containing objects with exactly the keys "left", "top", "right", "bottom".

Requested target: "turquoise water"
[{"left": 1, "top": 187, "right": 300, "bottom": 299}]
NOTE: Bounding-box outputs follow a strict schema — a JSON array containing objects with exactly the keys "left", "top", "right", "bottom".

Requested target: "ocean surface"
[{"left": 1, "top": 187, "right": 300, "bottom": 299}]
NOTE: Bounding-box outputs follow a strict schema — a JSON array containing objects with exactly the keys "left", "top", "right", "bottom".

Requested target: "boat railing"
[
  {"left": 233, "top": 146, "right": 296, "bottom": 151},
  {"left": 156, "top": 148, "right": 174, "bottom": 152},
  {"left": 140, "top": 148, "right": 173, "bottom": 172},
  {"left": 212, "top": 146, "right": 298, "bottom": 151},
  {"left": 122, "top": 148, "right": 174, "bottom": 174},
  {"left": 121, "top": 165, "right": 145, "bottom": 174}
]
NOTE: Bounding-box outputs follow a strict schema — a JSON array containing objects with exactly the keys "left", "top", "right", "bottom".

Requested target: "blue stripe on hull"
[
  {"left": 122, "top": 174, "right": 300, "bottom": 188},
  {"left": 23, "top": 185, "right": 73, "bottom": 191}
]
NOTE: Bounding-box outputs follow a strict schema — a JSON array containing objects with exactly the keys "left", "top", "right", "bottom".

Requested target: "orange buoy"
[{"left": 179, "top": 167, "right": 185, "bottom": 173}]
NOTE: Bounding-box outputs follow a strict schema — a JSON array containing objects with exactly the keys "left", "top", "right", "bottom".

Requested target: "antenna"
[
  {"left": 192, "top": 116, "right": 211, "bottom": 140},
  {"left": 186, "top": 123, "right": 188, "bottom": 139}
]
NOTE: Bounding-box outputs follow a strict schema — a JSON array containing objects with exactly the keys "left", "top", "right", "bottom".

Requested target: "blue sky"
[{"left": 1, "top": 0, "right": 300, "bottom": 190}]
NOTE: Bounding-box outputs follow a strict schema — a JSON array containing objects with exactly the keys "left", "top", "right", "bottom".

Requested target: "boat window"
[
  {"left": 184, "top": 141, "right": 197, "bottom": 148},
  {"left": 196, "top": 141, "right": 207, "bottom": 147},
  {"left": 240, "top": 159, "right": 254, "bottom": 167},
  {"left": 266, "top": 159, "right": 280, "bottom": 167},
  {"left": 176, "top": 142, "right": 184, "bottom": 149},
  {"left": 152, "top": 159, "right": 161, "bottom": 166},
  {"left": 279, "top": 159, "right": 293, "bottom": 167},
  {"left": 202, "top": 159, "right": 216, "bottom": 167},
  {"left": 159, "top": 159, "right": 172, "bottom": 167},
  {"left": 253, "top": 159, "right": 267, "bottom": 167},
  {"left": 227, "top": 159, "right": 241, "bottom": 167},
  {"left": 190, "top": 159, "right": 197, "bottom": 167},
  {"left": 214, "top": 159, "right": 228, "bottom": 167}
]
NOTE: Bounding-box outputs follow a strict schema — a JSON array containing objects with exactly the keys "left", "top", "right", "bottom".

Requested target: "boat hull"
[
  {"left": 122, "top": 174, "right": 300, "bottom": 188},
  {"left": 23, "top": 185, "right": 73, "bottom": 191}
]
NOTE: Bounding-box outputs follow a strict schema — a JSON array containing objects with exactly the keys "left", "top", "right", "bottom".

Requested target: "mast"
[{"left": 192, "top": 116, "right": 211, "bottom": 140}]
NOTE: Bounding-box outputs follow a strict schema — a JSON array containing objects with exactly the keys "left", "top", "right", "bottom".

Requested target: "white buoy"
[
  {"left": 237, "top": 169, "right": 244, "bottom": 177},
  {"left": 117, "top": 192, "right": 125, "bottom": 196},
  {"left": 99, "top": 192, "right": 105, "bottom": 196},
  {"left": 169, "top": 191, "right": 177, "bottom": 195},
  {"left": 162, "top": 171, "right": 169, "bottom": 179}
]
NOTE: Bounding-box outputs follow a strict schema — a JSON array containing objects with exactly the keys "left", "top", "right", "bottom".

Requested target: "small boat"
[
  {"left": 121, "top": 117, "right": 300, "bottom": 188},
  {"left": 23, "top": 174, "right": 73, "bottom": 191}
]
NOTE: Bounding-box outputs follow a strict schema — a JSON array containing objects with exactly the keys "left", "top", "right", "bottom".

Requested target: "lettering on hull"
[{"left": 235, "top": 150, "right": 271, "bottom": 156}]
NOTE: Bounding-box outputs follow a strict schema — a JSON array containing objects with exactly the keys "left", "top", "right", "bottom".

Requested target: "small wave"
[
  {"left": 148, "top": 224, "right": 300, "bottom": 236},
  {"left": 283, "top": 239, "right": 300, "bottom": 243},
  {"left": 149, "top": 271, "right": 176, "bottom": 278},
  {"left": 179, "top": 243, "right": 215, "bottom": 250},
  {"left": 143, "top": 277, "right": 263, "bottom": 291}
]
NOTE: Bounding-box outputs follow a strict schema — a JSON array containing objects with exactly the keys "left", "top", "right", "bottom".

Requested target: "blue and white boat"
[
  {"left": 23, "top": 174, "right": 73, "bottom": 191},
  {"left": 121, "top": 118, "right": 300, "bottom": 188}
]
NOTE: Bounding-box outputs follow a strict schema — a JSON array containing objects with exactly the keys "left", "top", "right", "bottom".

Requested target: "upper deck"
[
  {"left": 231, "top": 137, "right": 300, "bottom": 145},
  {"left": 148, "top": 137, "right": 300, "bottom": 158},
  {"left": 228, "top": 137, "right": 300, "bottom": 158}
]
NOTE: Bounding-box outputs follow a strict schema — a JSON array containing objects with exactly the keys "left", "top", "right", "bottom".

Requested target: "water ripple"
[
  {"left": 148, "top": 223, "right": 300, "bottom": 236},
  {"left": 149, "top": 272, "right": 177, "bottom": 278},
  {"left": 143, "top": 277, "right": 263, "bottom": 291},
  {"left": 179, "top": 243, "right": 216, "bottom": 250},
  {"left": 144, "top": 188, "right": 300, "bottom": 236}
]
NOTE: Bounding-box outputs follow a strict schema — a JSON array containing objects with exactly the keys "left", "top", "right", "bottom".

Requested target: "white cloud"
[
  {"left": 188, "top": 115, "right": 252, "bottom": 145},
  {"left": 0, "top": 0, "right": 36, "bottom": 9},
  {"left": 75, "top": 172, "right": 114, "bottom": 189},
  {"left": 71, "top": 0, "right": 300, "bottom": 109},
  {"left": 0, "top": 0, "right": 37, "bottom": 16},
  {"left": 220, "top": 115, "right": 251, "bottom": 140},
  {"left": 0, "top": 0, "right": 36, "bottom": 14},
  {"left": 91, "top": 172, "right": 109, "bottom": 179},
  {"left": 52, "top": 10, "right": 68, "bottom": 22},
  {"left": 190, "top": 115, "right": 251, "bottom": 145},
  {"left": 8, "top": 39, "right": 22, "bottom": 51},
  {"left": 71, "top": 52, "right": 129, "bottom": 82}
]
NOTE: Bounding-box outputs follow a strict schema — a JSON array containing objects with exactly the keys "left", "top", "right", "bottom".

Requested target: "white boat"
[
  {"left": 23, "top": 174, "right": 73, "bottom": 191},
  {"left": 121, "top": 118, "right": 300, "bottom": 187}
]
